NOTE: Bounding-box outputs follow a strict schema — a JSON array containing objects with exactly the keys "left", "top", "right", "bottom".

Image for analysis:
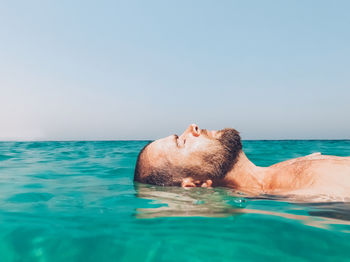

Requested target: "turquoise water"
[{"left": 0, "top": 140, "right": 350, "bottom": 262}]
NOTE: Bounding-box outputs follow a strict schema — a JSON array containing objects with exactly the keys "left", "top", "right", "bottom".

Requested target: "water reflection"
[
  {"left": 134, "top": 183, "right": 350, "bottom": 231},
  {"left": 135, "top": 183, "right": 247, "bottom": 218}
]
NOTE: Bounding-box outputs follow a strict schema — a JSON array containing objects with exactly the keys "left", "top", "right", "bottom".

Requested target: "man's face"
[
  {"left": 143, "top": 124, "right": 241, "bottom": 184},
  {"left": 145, "top": 124, "right": 221, "bottom": 170}
]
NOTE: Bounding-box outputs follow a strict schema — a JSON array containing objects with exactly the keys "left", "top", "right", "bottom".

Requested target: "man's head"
[{"left": 134, "top": 124, "right": 242, "bottom": 187}]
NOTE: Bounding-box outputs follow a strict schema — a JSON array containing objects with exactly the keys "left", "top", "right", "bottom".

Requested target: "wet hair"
[
  {"left": 133, "top": 142, "right": 181, "bottom": 186},
  {"left": 134, "top": 129, "right": 242, "bottom": 186}
]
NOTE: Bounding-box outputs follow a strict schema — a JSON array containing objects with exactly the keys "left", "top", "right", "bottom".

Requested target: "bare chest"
[{"left": 265, "top": 158, "right": 350, "bottom": 196}]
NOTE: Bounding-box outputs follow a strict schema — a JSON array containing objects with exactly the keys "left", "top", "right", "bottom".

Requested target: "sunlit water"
[{"left": 0, "top": 140, "right": 350, "bottom": 261}]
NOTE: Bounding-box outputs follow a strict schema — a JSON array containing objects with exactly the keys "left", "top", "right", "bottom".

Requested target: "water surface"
[{"left": 0, "top": 140, "right": 349, "bottom": 261}]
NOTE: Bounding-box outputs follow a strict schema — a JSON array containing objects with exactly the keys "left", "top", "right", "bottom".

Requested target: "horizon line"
[{"left": 1, "top": 139, "right": 350, "bottom": 142}]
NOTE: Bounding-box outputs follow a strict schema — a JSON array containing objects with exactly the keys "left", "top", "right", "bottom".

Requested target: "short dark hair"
[
  {"left": 134, "top": 129, "right": 242, "bottom": 186},
  {"left": 134, "top": 142, "right": 183, "bottom": 186},
  {"left": 134, "top": 142, "right": 151, "bottom": 182}
]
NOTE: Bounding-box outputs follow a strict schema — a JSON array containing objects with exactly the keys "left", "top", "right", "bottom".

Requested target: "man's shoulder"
[{"left": 270, "top": 153, "right": 323, "bottom": 169}]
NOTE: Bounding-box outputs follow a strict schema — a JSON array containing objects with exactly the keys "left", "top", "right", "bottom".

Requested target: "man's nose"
[{"left": 180, "top": 124, "right": 200, "bottom": 138}]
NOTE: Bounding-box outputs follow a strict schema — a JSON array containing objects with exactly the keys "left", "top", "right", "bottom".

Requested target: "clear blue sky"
[{"left": 1, "top": 0, "right": 349, "bottom": 140}]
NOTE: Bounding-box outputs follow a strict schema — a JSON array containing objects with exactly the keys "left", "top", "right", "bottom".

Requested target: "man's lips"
[{"left": 200, "top": 129, "right": 217, "bottom": 138}]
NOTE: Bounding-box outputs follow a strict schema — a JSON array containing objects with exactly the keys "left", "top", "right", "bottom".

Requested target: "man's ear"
[{"left": 181, "top": 177, "right": 213, "bottom": 188}]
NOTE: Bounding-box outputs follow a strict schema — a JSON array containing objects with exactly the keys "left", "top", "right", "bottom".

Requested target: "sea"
[{"left": 0, "top": 140, "right": 349, "bottom": 262}]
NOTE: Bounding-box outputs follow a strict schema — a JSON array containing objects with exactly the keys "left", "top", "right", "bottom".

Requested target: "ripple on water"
[
  {"left": 0, "top": 154, "right": 13, "bottom": 161},
  {"left": 7, "top": 193, "right": 54, "bottom": 203},
  {"left": 22, "top": 183, "right": 44, "bottom": 189}
]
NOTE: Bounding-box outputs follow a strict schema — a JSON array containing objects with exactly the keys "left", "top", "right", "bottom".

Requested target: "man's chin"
[{"left": 217, "top": 128, "right": 242, "bottom": 151}]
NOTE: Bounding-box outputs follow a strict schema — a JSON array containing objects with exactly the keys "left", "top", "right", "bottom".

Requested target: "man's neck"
[{"left": 217, "top": 151, "right": 267, "bottom": 194}]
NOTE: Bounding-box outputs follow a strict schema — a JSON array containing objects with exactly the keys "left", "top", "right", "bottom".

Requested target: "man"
[{"left": 134, "top": 124, "right": 350, "bottom": 200}]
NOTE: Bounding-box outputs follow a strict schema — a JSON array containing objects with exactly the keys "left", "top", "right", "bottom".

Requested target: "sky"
[{"left": 1, "top": 0, "right": 350, "bottom": 140}]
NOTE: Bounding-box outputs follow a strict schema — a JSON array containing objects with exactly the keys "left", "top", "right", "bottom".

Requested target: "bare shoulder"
[
  {"left": 305, "top": 153, "right": 350, "bottom": 161},
  {"left": 269, "top": 153, "right": 319, "bottom": 169},
  {"left": 270, "top": 153, "right": 350, "bottom": 168},
  {"left": 265, "top": 153, "right": 350, "bottom": 198},
  {"left": 270, "top": 152, "right": 350, "bottom": 185}
]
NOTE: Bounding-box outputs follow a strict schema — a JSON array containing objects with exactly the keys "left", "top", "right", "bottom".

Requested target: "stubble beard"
[{"left": 202, "top": 128, "right": 243, "bottom": 180}]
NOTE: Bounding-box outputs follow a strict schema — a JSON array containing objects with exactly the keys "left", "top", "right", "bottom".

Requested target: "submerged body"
[{"left": 134, "top": 124, "right": 350, "bottom": 201}]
